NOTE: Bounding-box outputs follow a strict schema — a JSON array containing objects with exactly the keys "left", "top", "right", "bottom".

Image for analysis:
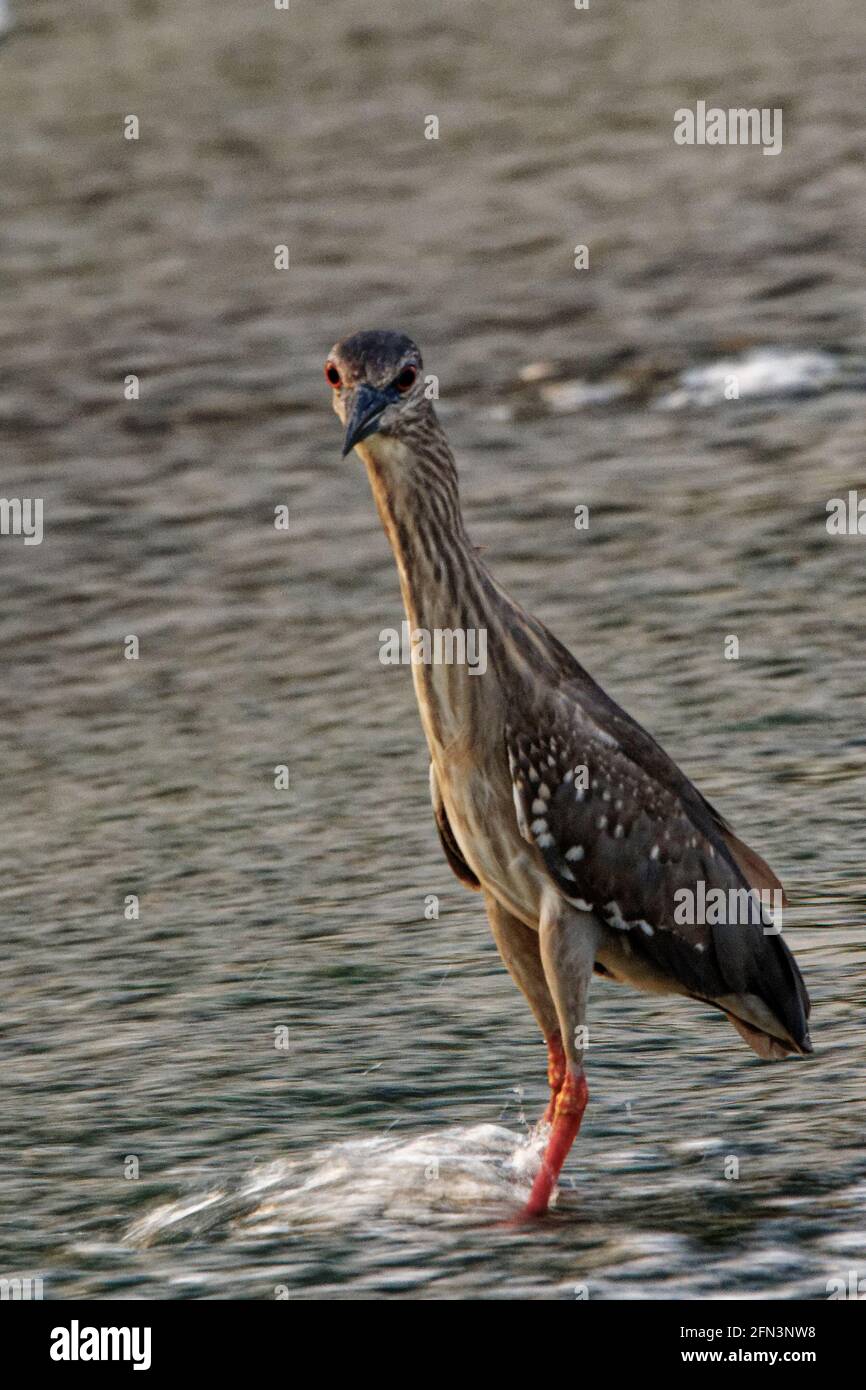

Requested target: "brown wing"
[
  {"left": 716, "top": 825, "right": 788, "bottom": 907},
  {"left": 505, "top": 705, "right": 810, "bottom": 1052}
]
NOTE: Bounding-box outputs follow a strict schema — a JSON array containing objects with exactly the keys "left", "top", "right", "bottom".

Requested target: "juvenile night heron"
[{"left": 324, "top": 328, "right": 811, "bottom": 1219}]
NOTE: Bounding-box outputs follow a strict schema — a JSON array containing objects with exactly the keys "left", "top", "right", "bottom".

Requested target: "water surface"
[{"left": 1, "top": 0, "right": 865, "bottom": 1299}]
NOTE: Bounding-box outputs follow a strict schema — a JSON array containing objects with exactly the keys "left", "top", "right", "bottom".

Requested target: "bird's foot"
[{"left": 520, "top": 1069, "right": 588, "bottom": 1219}]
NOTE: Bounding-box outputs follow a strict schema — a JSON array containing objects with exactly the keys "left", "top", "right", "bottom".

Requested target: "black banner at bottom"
[{"left": 5, "top": 1295, "right": 861, "bottom": 1376}]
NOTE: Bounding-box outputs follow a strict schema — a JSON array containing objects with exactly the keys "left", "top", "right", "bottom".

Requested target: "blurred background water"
[{"left": 1, "top": 0, "right": 865, "bottom": 1299}]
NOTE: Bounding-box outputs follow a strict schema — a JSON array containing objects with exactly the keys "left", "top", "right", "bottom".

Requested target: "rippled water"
[{"left": 1, "top": 0, "right": 865, "bottom": 1299}]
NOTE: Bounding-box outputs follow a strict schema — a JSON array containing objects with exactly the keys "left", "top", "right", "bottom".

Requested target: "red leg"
[
  {"left": 522, "top": 1069, "right": 588, "bottom": 1218},
  {"left": 542, "top": 1032, "right": 566, "bottom": 1125}
]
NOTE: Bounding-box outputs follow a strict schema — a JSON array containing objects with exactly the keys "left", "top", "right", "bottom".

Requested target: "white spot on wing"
[
  {"left": 512, "top": 783, "right": 529, "bottom": 838},
  {"left": 603, "top": 900, "right": 656, "bottom": 938},
  {"left": 604, "top": 901, "right": 627, "bottom": 930},
  {"left": 594, "top": 726, "right": 618, "bottom": 748}
]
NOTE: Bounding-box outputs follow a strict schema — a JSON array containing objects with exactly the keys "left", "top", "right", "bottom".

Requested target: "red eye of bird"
[
  {"left": 394, "top": 365, "right": 417, "bottom": 392},
  {"left": 324, "top": 363, "right": 341, "bottom": 388}
]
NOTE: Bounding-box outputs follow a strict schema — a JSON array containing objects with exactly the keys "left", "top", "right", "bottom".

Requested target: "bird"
[{"left": 324, "top": 328, "right": 812, "bottom": 1219}]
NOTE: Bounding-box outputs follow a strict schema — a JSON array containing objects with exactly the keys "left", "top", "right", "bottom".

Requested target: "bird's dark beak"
[{"left": 342, "top": 383, "right": 393, "bottom": 457}]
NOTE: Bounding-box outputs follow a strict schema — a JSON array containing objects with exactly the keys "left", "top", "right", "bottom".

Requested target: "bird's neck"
[{"left": 357, "top": 432, "right": 507, "bottom": 752}]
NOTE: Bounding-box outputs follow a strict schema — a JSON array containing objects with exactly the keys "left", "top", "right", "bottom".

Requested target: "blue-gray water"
[{"left": 1, "top": 0, "right": 865, "bottom": 1299}]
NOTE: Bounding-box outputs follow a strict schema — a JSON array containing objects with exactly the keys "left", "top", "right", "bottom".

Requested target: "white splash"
[
  {"left": 658, "top": 348, "right": 838, "bottom": 409},
  {"left": 539, "top": 379, "right": 628, "bottom": 412},
  {"left": 126, "top": 1124, "right": 546, "bottom": 1245}
]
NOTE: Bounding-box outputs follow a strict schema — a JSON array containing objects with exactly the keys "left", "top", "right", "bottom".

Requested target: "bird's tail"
[{"left": 714, "top": 907, "right": 812, "bottom": 1059}]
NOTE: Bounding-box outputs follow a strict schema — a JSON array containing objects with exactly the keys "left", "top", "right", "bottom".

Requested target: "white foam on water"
[
  {"left": 539, "top": 379, "right": 628, "bottom": 411},
  {"left": 658, "top": 348, "right": 838, "bottom": 409},
  {"left": 126, "top": 1123, "right": 547, "bottom": 1246}
]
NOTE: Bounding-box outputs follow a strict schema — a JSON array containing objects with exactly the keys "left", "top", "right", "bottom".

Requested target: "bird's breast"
[{"left": 433, "top": 750, "right": 547, "bottom": 929}]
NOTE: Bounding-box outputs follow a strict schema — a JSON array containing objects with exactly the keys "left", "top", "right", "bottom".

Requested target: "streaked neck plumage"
[
  {"left": 356, "top": 422, "right": 567, "bottom": 757},
  {"left": 357, "top": 427, "right": 503, "bottom": 752}
]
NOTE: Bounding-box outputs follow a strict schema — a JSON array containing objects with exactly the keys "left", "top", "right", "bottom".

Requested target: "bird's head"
[{"left": 324, "top": 329, "right": 429, "bottom": 459}]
